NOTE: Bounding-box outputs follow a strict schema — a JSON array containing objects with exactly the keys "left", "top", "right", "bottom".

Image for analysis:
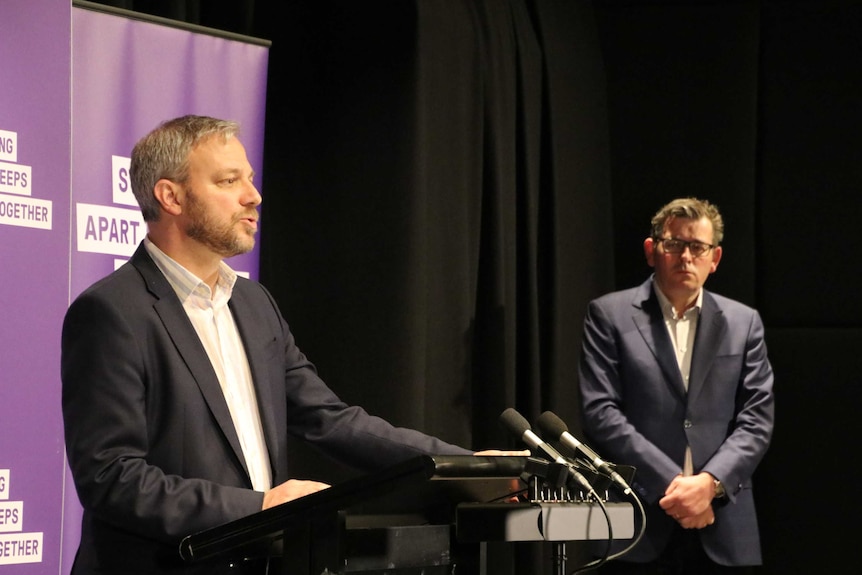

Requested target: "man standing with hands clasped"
[
  {"left": 579, "top": 197, "right": 775, "bottom": 574},
  {"left": 61, "top": 115, "right": 521, "bottom": 575}
]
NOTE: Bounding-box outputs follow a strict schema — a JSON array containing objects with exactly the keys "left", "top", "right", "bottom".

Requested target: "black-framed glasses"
[{"left": 654, "top": 237, "right": 715, "bottom": 257}]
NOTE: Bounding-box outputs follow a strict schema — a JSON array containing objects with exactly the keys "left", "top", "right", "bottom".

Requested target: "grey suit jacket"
[
  {"left": 578, "top": 277, "right": 774, "bottom": 565},
  {"left": 61, "top": 243, "right": 471, "bottom": 574}
]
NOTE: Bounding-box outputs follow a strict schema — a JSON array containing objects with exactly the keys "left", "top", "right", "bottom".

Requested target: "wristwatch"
[{"left": 713, "top": 478, "right": 726, "bottom": 499}]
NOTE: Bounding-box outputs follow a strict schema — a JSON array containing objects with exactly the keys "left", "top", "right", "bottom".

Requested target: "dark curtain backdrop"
[{"left": 81, "top": 1, "right": 862, "bottom": 574}]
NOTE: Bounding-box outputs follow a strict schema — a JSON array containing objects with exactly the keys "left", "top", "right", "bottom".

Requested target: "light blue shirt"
[{"left": 144, "top": 237, "right": 272, "bottom": 491}]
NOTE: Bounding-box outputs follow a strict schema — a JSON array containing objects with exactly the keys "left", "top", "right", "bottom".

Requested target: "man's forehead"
[
  {"left": 189, "top": 136, "right": 245, "bottom": 164},
  {"left": 191, "top": 133, "right": 234, "bottom": 152},
  {"left": 664, "top": 215, "right": 711, "bottom": 230}
]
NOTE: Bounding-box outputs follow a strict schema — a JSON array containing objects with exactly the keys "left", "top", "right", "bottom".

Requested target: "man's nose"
[{"left": 243, "top": 182, "right": 262, "bottom": 206}]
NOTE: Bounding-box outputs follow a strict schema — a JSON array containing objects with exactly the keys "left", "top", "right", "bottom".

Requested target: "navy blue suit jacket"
[
  {"left": 61, "top": 243, "right": 471, "bottom": 574},
  {"left": 578, "top": 277, "right": 774, "bottom": 566}
]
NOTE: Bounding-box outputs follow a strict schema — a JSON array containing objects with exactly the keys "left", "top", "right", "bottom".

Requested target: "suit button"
[{"left": 683, "top": 420, "right": 692, "bottom": 429}]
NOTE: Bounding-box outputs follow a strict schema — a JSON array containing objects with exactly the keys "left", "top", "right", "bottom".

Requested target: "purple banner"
[
  {"left": 1, "top": 1, "right": 268, "bottom": 573},
  {"left": 0, "top": 0, "right": 71, "bottom": 572},
  {"left": 70, "top": 6, "right": 269, "bottom": 297},
  {"left": 65, "top": 7, "right": 269, "bottom": 573}
]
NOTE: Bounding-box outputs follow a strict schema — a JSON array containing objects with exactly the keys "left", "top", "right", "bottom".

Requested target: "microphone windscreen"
[
  {"left": 500, "top": 408, "right": 530, "bottom": 436},
  {"left": 537, "top": 411, "right": 568, "bottom": 437}
]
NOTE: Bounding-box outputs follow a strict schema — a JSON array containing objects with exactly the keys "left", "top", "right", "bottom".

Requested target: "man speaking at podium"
[{"left": 61, "top": 115, "right": 514, "bottom": 575}]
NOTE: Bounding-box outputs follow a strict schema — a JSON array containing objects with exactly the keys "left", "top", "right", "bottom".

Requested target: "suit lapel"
[
  {"left": 131, "top": 245, "right": 250, "bottom": 480},
  {"left": 633, "top": 280, "right": 687, "bottom": 400},
  {"left": 687, "top": 291, "right": 725, "bottom": 405}
]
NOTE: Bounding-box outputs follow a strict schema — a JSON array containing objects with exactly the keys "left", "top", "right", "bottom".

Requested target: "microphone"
[
  {"left": 499, "top": 408, "right": 596, "bottom": 495},
  {"left": 537, "top": 410, "right": 632, "bottom": 495}
]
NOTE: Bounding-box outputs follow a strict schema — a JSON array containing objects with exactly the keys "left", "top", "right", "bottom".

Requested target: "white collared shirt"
[
  {"left": 144, "top": 238, "right": 273, "bottom": 491},
  {"left": 654, "top": 282, "right": 703, "bottom": 476},
  {"left": 654, "top": 285, "right": 703, "bottom": 392}
]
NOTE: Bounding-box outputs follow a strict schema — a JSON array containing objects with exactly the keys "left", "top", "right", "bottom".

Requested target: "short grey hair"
[{"left": 129, "top": 115, "right": 240, "bottom": 222}]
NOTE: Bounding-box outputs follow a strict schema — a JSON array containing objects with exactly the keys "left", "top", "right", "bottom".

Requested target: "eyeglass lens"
[{"left": 660, "top": 238, "right": 711, "bottom": 256}]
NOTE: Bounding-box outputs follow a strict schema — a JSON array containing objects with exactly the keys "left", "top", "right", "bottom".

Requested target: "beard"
[{"left": 184, "top": 187, "right": 257, "bottom": 258}]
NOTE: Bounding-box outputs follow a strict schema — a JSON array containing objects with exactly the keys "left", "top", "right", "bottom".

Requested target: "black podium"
[{"left": 179, "top": 455, "right": 633, "bottom": 575}]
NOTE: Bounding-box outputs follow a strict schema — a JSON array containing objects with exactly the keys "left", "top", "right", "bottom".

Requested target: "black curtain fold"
[
  {"left": 527, "top": 0, "right": 612, "bottom": 440},
  {"left": 91, "top": 0, "right": 254, "bottom": 35}
]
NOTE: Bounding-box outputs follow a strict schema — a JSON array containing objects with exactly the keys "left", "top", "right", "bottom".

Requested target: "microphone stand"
[
  {"left": 553, "top": 541, "right": 567, "bottom": 575},
  {"left": 521, "top": 458, "right": 598, "bottom": 575}
]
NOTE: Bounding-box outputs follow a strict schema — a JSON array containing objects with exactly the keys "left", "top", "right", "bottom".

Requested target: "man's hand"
[
  {"left": 659, "top": 472, "right": 715, "bottom": 522},
  {"left": 262, "top": 479, "right": 330, "bottom": 510},
  {"left": 473, "top": 449, "right": 531, "bottom": 456},
  {"left": 675, "top": 505, "right": 715, "bottom": 529}
]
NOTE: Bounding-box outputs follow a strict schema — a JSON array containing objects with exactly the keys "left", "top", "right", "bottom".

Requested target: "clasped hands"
[{"left": 658, "top": 472, "right": 716, "bottom": 530}]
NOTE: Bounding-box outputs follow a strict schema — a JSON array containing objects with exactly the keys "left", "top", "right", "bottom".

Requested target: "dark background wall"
[{"left": 81, "top": 1, "right": 862, "bottom": 573}]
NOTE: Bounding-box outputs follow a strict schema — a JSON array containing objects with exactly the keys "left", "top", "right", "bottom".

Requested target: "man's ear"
[
  {"left": 153, "top": 179, "right": 184, "bottom": 216},
  {"left": 709, "top": 245, "right": 723, "bottom": 274},
  {"left": 644, "top": 237, "right": 657, "bottom": 268}
]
